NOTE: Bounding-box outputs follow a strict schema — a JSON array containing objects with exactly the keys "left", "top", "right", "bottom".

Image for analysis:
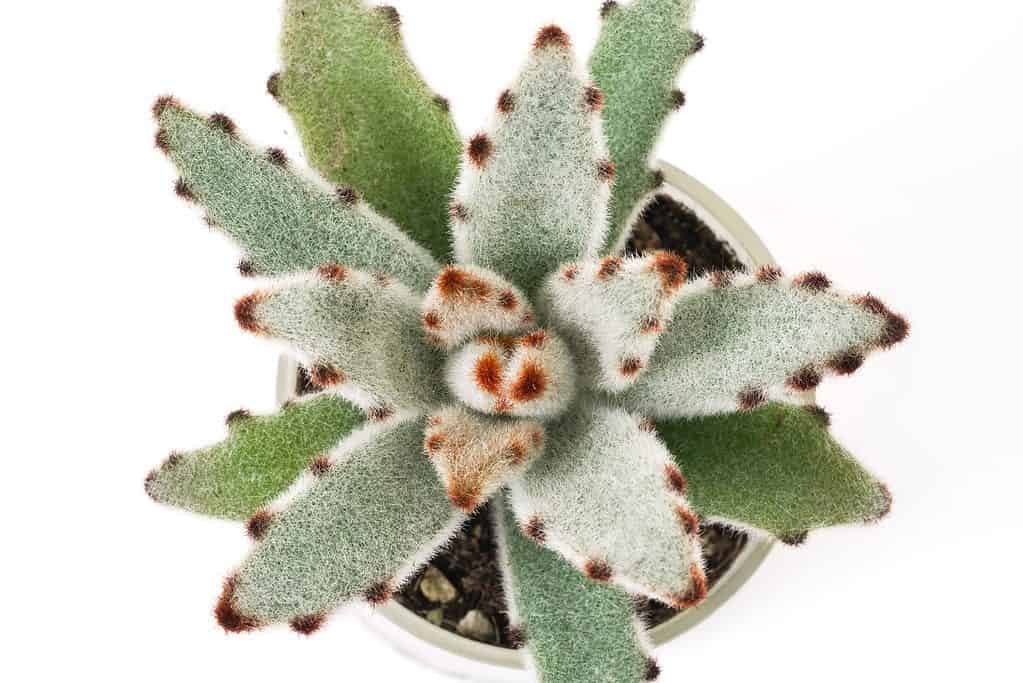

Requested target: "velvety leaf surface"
[
  {"left": 452, "top": 27, "right": 610, "bottom": 292},
  {"left": 619, "top": 270, "right": 906, "bottom": 417},
  {"left": 658, "top": 403, "right": 891, "bottom": 539},
  {"left": 223, "top": 417, "right": 465, "bottom": 627},
  {"left": 145, "top": 395, "right": 363, "bottom": 520},
  {"left": 155, "top": 100, "right": 439, "bottom": 290},
  {"left": 508, "top": 399, "right": 704, "bottom": 606},
  {"left": 279, "top": 0, "right": 461, "bottom": 261},
  {"left": 591, "top": 0, "right": 700, "bottom": 253},
  {"left": 494, "top": 496, "right": 653, "bottom": 683}
]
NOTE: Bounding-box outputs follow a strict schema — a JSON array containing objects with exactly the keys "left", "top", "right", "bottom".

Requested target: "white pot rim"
[{"left": 274, "top": 161, "right": 777, "bottom": 681}]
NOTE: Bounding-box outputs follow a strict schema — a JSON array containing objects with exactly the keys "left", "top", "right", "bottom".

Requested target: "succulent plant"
[{"left": 145, "top": 0, "right": 909, "bottom": 680}]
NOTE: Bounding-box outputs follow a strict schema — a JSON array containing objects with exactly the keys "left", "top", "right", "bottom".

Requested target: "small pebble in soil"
[
  {"left": 419, "top": 565, "right": 458, "bottom": 604},
  {"left": 457, "top": 609, "right": 497, "bottom": 644}
]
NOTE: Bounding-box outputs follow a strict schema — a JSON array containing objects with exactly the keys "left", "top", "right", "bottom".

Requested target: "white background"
[{"left": 1, "top": 1, "right": 1019, "bottom": 680}]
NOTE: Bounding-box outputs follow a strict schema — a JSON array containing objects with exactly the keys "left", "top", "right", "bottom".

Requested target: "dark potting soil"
[{"left": 295, "top": 193, "right": 749, "bottom": 647}]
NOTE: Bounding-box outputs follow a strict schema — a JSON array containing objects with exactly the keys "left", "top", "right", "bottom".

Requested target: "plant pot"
[{"left": 274, "top": 161, "right": 776, "bottom": 681}]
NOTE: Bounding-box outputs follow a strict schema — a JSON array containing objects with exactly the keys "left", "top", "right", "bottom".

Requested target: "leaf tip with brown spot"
[
  {"left": 234, "top": 293, "right": 267, "bottom": 335},
  {"left": 534, "top": 25, "right": 571, "bottom": 50},
  {"left": 215, "top": 575, "right": 259, "bottom": 633},
  {"left": 151, "top": 94, "right": 181, "bottom": 120}
]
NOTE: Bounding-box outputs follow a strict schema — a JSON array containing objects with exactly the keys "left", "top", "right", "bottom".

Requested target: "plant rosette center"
[{"left": 417, "top": 255, "right": 687, "bottom": 510}]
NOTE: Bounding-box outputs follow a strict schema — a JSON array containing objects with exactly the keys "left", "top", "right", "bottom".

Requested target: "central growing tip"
[
  {"left": 420, "top": 251, "right": 688, "bottom": 422},
  {"left": 421, "top": 265, "right": 579, "bottom": 420}
]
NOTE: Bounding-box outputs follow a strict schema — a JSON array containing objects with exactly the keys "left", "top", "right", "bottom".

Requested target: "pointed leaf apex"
[
  {"left": 853, "top": 294, "right": 910, "bottom": 348},
  {"left": 215, "top": 576, "right": 260, "bottom": 633},
  {"left": 234, "top": 293, "right": 267, "bottom": 335},
  {"left": 534, "top": 25, "right": 571, "bottom": 51},
  {"left": 151, "top": 94, "right": 180, "bottom": 121}
]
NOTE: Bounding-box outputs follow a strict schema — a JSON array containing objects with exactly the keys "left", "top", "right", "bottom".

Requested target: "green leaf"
[
  {"left": 453, "top": 27, "right": 611, "bottom": 293},
  {"left": 590, "top": 0, "right": 700, "bottom": 253},
  {"left": 494, "top": 496, "right": 655, "bottom": 683},
  {"left": 279, "top": 0, "right": 462, "bottom": 262},
  {"left": 658, "top": 403, "right": 891, "bottom": 540},
  {"left": 145, "top": 395, "right": 363, "bottom": 520},
  {"left": 155, "top": 99, "right": 440, "bottom": 291},
  {"left": 220, "top": 416, "right": 465, "bottom": 629},
  {"left": 508, "top": 399, "right": 703, "bottom": 606},
  {"left": 235, "top": 267, "right": 447, "bottom": 412},
  {"left": 618, "top": 270, "right": 907, "bottom": 418}
]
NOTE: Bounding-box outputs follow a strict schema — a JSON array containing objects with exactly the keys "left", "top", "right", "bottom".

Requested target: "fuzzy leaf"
[
  {"left": 145, "top": 396, "right": 363, "bottom": 520},
  {"left": 278, "top": 0, "right": 461, "bottom": 262},
  {"left": 494, "top": 495, "right": 656, "bottom": 683},
  {"left": 420, "top": 265, "right": 536, "bottom": 350},
  {"left": 445, "top": 330, "right": 578, "bottom": 419},
  {"left": 452, "top": 27, "right": 611, "bottom": 292},
  {"left": 424, "top": 406, "right": 544, "bottom": 513},
  {"left": 540, "top": 251, "right": 687, "bottom": 392},
  {"left": 618, "top": 268, "right": 909, "bottom": 417},
  {"left": 508, "top": 399, "right": 705, "bottom": 607},
  {"left": 217, "top": 416, "right": 466, "bottom": 631},
  {"left": 658, "top": 403, "right": 892, "bottom": 540},
  {"left": 154, "top": 99, "right": 439, "bottom": 290},
  {"left": 590, "top": 0, "right": 701, "bottom": 253},
  {"left": 235, "top": 267, "right": 447, "bottom": 412}
]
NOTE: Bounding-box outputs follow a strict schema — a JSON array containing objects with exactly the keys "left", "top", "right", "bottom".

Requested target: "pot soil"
[{"left": 295, "top": 193, "right": 749, "bottom": 648}]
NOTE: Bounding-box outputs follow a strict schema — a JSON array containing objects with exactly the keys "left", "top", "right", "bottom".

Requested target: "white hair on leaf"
[
  {"left": 234, "top": 266, "right": 448, "bottom": 412},
  {"left": 540, "top": 250, "right": 688, "bottom": 392},
  {"left": 617, "top": 268, "right": 909, "bottom": 418},
  {"left": 451, "top": 26, "right": 611, "bottom": 292},
  {"left": 420, "top": 265, "right": 535, "bottom": 350},
  {"left": 424, "top": 406, "right": 544, "bottom": 513},
  {"left": 445, "top": 330, "right": 578, "bottom": 419},
  {"left": 218, "top": 415, "right": 467, "bottom": 630},
  {"left": 507, "top": 398, "right": 705, "bottom": 608}
]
